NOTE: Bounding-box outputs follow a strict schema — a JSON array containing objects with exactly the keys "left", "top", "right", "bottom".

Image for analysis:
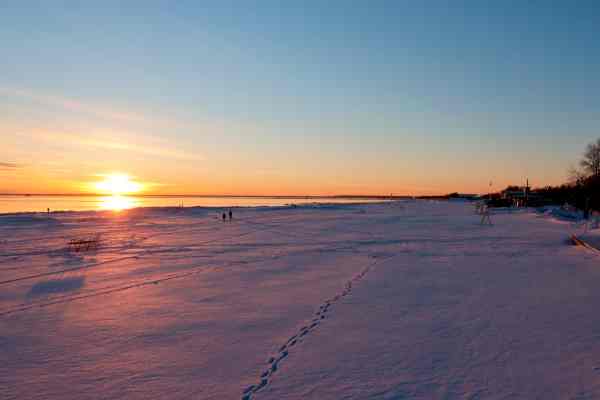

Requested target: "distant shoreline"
[
  {"left": 0, "top": 193, "right": 415, "bottom": 200},
  {"left": 0, "top": 194, "right": 413, "bottom": 215},
  {"left": 0, "top": 193, "right": 470, "bottom": 200},
  {"left": 0, "top": 194, "right": 478, "bottom": 214}
]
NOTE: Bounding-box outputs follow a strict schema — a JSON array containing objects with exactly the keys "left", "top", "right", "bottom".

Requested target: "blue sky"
[{"left": 1, "top": 1, "right": 599, "bottom": 194}]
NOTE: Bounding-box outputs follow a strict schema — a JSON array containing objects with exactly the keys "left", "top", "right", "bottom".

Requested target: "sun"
[
  {"left": 99, "top": 195, "right": 137, "bottom": 211},
  {"left": 94, "top": 174, "right": 143, "bottom": 195}
]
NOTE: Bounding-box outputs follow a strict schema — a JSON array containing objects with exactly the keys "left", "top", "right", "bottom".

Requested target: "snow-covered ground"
[
  {"left": 579, "top": 219, "right": 600, "bottom": 252},
  {"left": 2, "top": 201, "right": 600, "bottom": 399}
]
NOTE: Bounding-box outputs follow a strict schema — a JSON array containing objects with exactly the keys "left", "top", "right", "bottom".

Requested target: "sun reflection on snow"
[{"left": 99, "top": 195, "right": 137, "bottom": 211}]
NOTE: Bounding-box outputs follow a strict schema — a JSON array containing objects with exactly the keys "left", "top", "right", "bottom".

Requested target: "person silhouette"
[
  {"left": 228, "top": 209, "right": 233, "bottom": 220},
  {"left": 222, "top": 212, "right": 226, "bottom": 222}
]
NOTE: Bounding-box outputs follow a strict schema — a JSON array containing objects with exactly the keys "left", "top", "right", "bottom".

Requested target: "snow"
[
  {"left": 2, "top": 201, "right": 600, "bottom": 399},
  {"left": 581, "top": 226, "right": 600, "bottom": 252}
]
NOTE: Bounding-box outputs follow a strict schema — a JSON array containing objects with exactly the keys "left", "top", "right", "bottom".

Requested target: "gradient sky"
[{"left": 1, "top": 1, "right": 599, "bottom": 195}]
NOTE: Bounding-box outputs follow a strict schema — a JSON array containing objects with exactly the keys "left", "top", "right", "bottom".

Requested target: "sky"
[{"left": 1, "top": 1, "right": 599, "bottom": 195}]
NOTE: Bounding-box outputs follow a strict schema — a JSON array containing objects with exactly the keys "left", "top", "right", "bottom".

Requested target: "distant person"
[
  {"left": 228, "top": 209, "right": 233, "bottom": 220},
  {"left": 222, "top": 212, "right": 226, "bottom": 222}
]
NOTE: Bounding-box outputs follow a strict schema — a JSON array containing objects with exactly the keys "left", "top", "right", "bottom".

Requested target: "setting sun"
[
  {"left": 98, "top": 195, "right": 137, "bottom": 211},
  {"left": 94, "top": 174, "right": 143, "bottom": 195}
]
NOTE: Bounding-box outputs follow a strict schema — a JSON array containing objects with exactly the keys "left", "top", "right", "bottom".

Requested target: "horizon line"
[{"left": 0, "top": 192, "right": 465, "bottom": 198}]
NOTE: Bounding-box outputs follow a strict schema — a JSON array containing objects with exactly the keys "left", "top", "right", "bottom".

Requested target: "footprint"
[
  {"left": 242, "top": 258, "right": 383, "bottom": 399},
  {"left": 271, "top": 351, "right": 289, "bottom": 373},
  {"left": 256, "top": 378, "right": 268, "bottom": 390},
  {"left": 286, "top": 335, "right": 298, "bottom": 344}
]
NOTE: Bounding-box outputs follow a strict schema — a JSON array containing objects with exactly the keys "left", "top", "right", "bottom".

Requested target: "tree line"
[{"left": 524, "top": 138, "right": 600, "bottom": 213}]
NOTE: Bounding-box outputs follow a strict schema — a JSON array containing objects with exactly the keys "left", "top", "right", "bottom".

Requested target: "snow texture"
[{"left": 1, "top": 201, "right": 600, "bottom": 399}]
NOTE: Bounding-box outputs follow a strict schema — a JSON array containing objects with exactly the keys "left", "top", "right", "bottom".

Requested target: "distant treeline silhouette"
[{"left": 490, "top": 138, "right": 600, "bottom": 213}]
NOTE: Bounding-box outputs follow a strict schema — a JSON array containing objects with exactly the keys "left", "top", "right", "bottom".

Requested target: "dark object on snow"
[{"left": 68, "top": 234, "right": 101, "bottom": 252}]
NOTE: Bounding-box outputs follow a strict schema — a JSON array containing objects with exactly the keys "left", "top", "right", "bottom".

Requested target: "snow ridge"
[{"left": 241, "top": 254, "right": 394, "bottom": 400}]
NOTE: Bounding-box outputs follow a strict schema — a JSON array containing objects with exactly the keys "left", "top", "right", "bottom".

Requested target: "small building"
[{"left": 501, "top": 187, "right": 545, "bottom": 207}]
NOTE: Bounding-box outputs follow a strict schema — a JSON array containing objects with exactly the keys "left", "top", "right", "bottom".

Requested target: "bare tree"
[
  {"left": 568, "top": 164, "right": 586, "bottom": 185},
  {"left": 580, "top": 138, "right": 600, "bottom": 178}
]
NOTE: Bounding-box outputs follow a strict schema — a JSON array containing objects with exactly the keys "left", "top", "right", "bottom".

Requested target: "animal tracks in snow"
[{"left": 242, "top": 254, "right": 394, "bottom": 400}]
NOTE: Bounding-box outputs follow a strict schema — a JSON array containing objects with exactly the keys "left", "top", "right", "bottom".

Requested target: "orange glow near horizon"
[
  {"left": 93, "top": 174, "right": 143, "bottom": 211},
  {"left": 93, "top": 174, "right": 144, "bottom": 195},
  {"left": 99, "top": 195, "right": 138, "bottom": 211}
]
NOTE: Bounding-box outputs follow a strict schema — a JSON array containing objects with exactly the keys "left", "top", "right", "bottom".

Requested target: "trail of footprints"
[{"left": 241, "top": 262, "right": 377, "bottom": 400}]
